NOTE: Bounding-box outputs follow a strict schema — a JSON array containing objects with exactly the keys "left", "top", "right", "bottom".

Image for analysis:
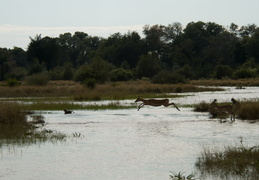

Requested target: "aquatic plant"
[
  {"left": 193, "top": 101, "right": 210, "bottom": 112},
  {"left": 21, "top": 101, "right": 136, "bottom": 111},
  {"left": 237, "top": 100, "right": 259, "bottom": 120},
  {"left": 169, "top": 171, "right": 196, "bottom": 180},
  {"left": 0, "top": 102, "right": 66, "bottom": 147},
  {"left": 195, "top": 138, "right": 259, "bottom": 179}
]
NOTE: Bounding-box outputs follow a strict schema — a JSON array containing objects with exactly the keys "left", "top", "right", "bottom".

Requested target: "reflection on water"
[{"left": 1, "top": 87, "right": 259, "bottom": 180}]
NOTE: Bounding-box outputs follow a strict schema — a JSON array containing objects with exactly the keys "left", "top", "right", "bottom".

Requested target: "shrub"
[
  {"left": 110, "top": 68, "right": 134, "bottom": 81},
  {"left": 234, "top": 68, "right": 256, "bottom": 79},
  {"left": 25, "top": 73, "right": 49, "bottom": 86},
  {"left": 152, "top": 71, "right": 186, "bottom": 84},
  {"left": 213, "top": 65, "right": 233, "bottom": 79},
  {"left": 6, "top": 78, "right": 20, "bottom": 87},
  {"left": 82, "top": 78, "right": 96, "bottom": 89}
]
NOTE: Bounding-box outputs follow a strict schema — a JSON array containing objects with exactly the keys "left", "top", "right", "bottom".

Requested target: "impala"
[
  {"left": 210, "top": 99, "right": 240, "bottom": 121},
  {"left": 135, "top": 96, "right": 180, "bottom": 111}
]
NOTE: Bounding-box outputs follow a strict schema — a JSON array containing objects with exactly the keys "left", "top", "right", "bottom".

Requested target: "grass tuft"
[
  {"left": 0, "top": 102, "right": 66, "bottom": 147},
  {"left": 196, "top": 138, "right": 259, "bottom": 179}
]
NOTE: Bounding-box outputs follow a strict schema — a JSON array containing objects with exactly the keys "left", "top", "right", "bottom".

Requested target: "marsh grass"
[
  {"left": 193, "top": 101, "right": 210, "bottom": 112},
  {"left": 237, "top": 100, "right": 259, "bottom": 120},
  {"left": 194, "top": 100, "right": 259, "bottom": 120},
  {"left": 0, "top": 80, "right": 223, "bottom": 100},
  {"left": 169, "top": 171, "right": 196, "bottom": 180},
  {"left": 0, "top": 102, "right": 66, "bottom": 147},
  {"left": 196, "top": 138, "right": 259, "bottom": 179},
  {"left": 21, "top": 101, "right": 136, "bottom": 111},
  {"left": 191, "top": 78, "right": 259, "bottom": 86}
]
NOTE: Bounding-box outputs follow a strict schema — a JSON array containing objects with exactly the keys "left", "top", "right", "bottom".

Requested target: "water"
[{"left": 1, "top": 87, "right": 259, "bottom": 180}]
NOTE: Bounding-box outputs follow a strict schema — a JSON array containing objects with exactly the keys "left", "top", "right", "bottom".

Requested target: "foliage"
[
  {"left": 213, "top": 65, "right": 233, "bottom": 79},
  {"left": 25, "top": 72, "right": 49, "bottom": 86},
  {"left": 1, "top": 22, "right": 259, "bottom": 84},
  {"left": 233, "top": 68, "right": 256, "bottom": 79},
  {"left": 6, "top": 78, "right": 20, "bottom": 87},
  {"left": 110, "top": 68, "right": 134, "bottom": 81},
  {"left": 151, "top": 70, "right": 186, "bottom": 84}
]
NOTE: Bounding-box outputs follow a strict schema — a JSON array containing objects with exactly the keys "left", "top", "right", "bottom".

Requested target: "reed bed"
[
  {"left": 196, "top": 138, "right": 259, "bottom": 179},
  {"left": 237, "top": 100, "right": 259, "bottom": 120},
  {"left": 0, "top": 102, "right": 66, "bottom": 147},
  {"left": 0, "top": 80, "right": 223, "bottom": 100},
  {"left": 22, "top": 101, "right": 136, "bottom": 111},
  {"left": 194, "top": 100, "right": 259, "bottom": 120}
]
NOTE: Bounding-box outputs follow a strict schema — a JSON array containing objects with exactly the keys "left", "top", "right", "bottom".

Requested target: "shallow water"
[{"left": 1, "top": 87, "right": 259, "bottom": 180}]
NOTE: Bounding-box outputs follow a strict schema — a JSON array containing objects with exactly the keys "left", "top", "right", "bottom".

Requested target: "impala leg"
[
  {"left": 167, "top": 103, "right": 180, "bottom": 111},
  {"left": 137, "top": 103, "right": 144, "bottom": 111}
]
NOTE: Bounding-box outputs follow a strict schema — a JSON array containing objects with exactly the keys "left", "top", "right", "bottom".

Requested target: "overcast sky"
[{"left": 1, "top": 0, "right": 259, "bottom": 49}]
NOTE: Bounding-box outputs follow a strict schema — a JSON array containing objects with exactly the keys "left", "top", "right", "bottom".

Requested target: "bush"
[
  {"left": 6, "top": 78, "right": 20, "bottom": 87},
  {"left": 234, "top": 68, "right": 256, "bottom": 79},
  {"left": 213, "top": 65, "right": 233, "bottom": 79},
  {"left": 82, "top": 78, "right": 96, "bottom": 89},
  {"left": 24, "top": 73, "right": 49, "bottom": 86},
  {"left": 110, "top": 68, "right": 134, "bottom": 81},
  {"left": 152, "top": 71, "right": 186, "bottom": 84},
  {"left": 74, "top": 59, "right": 114, "bottom": 83}
]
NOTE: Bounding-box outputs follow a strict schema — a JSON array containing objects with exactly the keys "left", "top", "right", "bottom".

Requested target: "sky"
[{"left": 0, "top": 0, "right": 259, "bottom": 50}]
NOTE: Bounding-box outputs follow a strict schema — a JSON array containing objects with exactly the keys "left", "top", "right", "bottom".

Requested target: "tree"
[
  {"left": 135, "top": 53, "right": 162, "bottom": 79},
  {"left": 27, "top": 35, "right": 60, "bottom": 70}
]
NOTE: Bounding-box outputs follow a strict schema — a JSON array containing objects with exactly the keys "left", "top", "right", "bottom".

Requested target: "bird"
[{"left": 64, "top": 110, "right": 74, "bottom": 114}]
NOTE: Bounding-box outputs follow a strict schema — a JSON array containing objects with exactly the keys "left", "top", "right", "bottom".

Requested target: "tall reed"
[
  {"left": 237, "top": 101, "right": 259, "bottom": 120},
  {"left": 0, "top": 102, "right": 66, "bottom": 146},
  {"left": 196, "top": 139, "right": 259, "bottom": 179}
]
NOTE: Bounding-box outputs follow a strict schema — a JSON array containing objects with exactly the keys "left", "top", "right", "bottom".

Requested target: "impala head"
[{"left": 135, "top": 96, "right": 142, "bottom": 102}]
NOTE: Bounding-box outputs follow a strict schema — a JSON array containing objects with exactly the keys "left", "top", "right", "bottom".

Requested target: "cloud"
[{"left": 0, "top": 24, "right": 144, "bottom": 49}]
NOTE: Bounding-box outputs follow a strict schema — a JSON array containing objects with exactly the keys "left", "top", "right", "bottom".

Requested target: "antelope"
[
  {"left": 135, "top": 96, "right": 180, "bottom": 111},
  {"left": 64, "top": 110, "right": 74, "bottom": 114},
  {"left": 210, "top": 98, "right": 240, "bottom": 121}
]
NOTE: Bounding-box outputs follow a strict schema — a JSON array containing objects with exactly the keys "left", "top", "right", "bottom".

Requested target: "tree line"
[{"left": 1, "top": 21, "right": 259, "bottom": 86}]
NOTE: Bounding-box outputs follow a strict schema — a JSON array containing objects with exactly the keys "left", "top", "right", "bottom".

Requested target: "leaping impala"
[{"left": 135, "top": 96, "right": 180, "bottom": 111}]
